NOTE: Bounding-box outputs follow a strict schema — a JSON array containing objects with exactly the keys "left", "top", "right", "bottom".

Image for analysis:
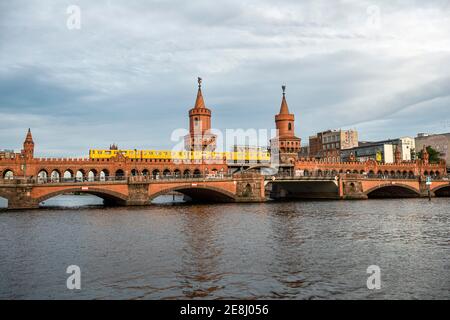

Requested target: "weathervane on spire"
[
  {"left": 282, "top": 84, "right": 286, "bottom": 96},
  {"left": 198, "top": 77, "right": 202, "bottom": 88}
]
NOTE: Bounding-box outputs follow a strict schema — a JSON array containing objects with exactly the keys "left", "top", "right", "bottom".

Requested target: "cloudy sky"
[{"left": 1, "top": 0, "right": 450, "bottom": 156}]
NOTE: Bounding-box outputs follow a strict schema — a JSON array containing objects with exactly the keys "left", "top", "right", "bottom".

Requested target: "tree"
[{"left": 417, "top": 146, "right": 441, "bottom": 163}]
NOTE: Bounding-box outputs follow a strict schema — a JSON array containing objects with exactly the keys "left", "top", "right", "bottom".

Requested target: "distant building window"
[{"left": 288, "top": 123, "right": 292, "bottom": 131}]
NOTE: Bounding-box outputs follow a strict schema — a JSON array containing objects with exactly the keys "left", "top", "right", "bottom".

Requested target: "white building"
[{"left": 398, "top": 137, "right": 415, "bottom": 161}]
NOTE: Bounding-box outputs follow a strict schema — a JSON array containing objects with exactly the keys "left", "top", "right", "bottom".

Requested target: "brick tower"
[
  {"left": 270, "top": 85, "right": 301, "bottom": 166},
  {"left": 184, "top": 77, "right": 217, "bottom": 151},
  {"left": 22, "top": 128, "right": 34, "bottom": 160}
]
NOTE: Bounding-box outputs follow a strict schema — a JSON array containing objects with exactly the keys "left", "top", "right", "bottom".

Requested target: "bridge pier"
[
  {"left": 126, "top": 183, "right": 151, "bottom": 206},
  {"left": 3, "top": 186, "right": 40, "bottom": 210},
  {"left": 419, "top": 181, "right": 435, "bottom": 198},
  {"left": 234, "top": 175, "right": 266, "bottom": 202},
  {"left": 340, "top": 180, "right": 368, "bottom": 200}
]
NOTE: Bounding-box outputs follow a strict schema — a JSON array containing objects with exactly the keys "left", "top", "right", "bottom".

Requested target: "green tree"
[{"left": 417, "top": 146, "right": 441, "bottom": 163}]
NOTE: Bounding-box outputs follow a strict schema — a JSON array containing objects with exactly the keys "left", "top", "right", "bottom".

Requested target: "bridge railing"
[
  {"left": 0, "top": 174, "right": 237, "bottom": 185},
  {"left": 128, "top": 174, "right": 235, "bottom": 183},
  {"left": 269, "top": 175, "right": 337, "bottom": 181},
  {"left": 270, "top": 173, "right": 450, "bottom": 181},
  {"left": 1, "top": 173, "right": 448, "bottom": 185}
]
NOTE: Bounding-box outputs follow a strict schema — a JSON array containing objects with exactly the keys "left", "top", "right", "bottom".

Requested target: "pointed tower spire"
[
  {"left": 279, "top": 84, "right": 290, "bottom": 114},
  {"left": 23, "top": 128, "right": 35, "bottom": 159},
  {"left": 185, "top": 77, "right": 217, "bottom": 151},
  {"left": 25, "top": 128, "right": 33, "bottom": 143},
  {"left": 194, "top": 77, "right": 206, "bottom": 109},
  {"left": 271, "top": 84, "right": 301, "bottom": 165}
]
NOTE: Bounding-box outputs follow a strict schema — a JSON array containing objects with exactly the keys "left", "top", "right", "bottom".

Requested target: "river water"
[{"left": 0, "top": 195, "right": 449, "bottom": 300}]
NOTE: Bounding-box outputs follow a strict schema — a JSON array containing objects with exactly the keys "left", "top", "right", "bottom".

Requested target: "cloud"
[{"left": 0, "top": 0, "right": 450, "bottom": 156}]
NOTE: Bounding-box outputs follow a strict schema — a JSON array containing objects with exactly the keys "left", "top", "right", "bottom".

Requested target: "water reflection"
[{"left": 177, "top": 206, "right": 223, "bottom": 298}]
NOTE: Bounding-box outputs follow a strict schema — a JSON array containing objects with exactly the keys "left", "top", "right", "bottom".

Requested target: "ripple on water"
[{"left": 0, "top": 195, "right": 449, "bottom": 299}]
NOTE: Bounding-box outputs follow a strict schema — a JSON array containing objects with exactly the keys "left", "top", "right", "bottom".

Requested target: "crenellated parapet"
[{"left": 294, "top": 157, "right": 446, "bottom": 177}]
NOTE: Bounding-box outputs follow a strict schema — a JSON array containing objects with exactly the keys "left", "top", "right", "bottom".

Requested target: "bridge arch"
[
  {"left": 37, "top": 187, "right": 128, "bottom": 206},
  {"left": 365, "top": 183, "right": 420, "bottom": 198},
  {"left": 87, "top": 169, "right": 98, "bottom": 181},
  {"left": 75, "top": 169, "right": 85, "bottom": 182},
  {"left": 0, "top": 195, "right": 7, "bottom": 208},
  {"left": 3, "top": 169, "right": 14, "bottom": 179},
  {"left": 115, "top": 169, "right": 125, "bottom": 179},
  {"left": 63, "top": 169, "right": 74, "bottom": 181},
  {"left": 432, "top": 184, "right": 450, "bottom": 197},
  {"left": 0, "top": 190, "right": 12, "bottom": 204},
  {"left": 37, "top": 169, "right": 49, "bottom": 183},
  {"left": 149, "top": 185, "right": 236, "bottom": 203},
  {"left": 50, "top": 169, "right": 61, "bottom": 182},
  {"left": 100, "top": 169, "right": 109, "bottom": 181}
]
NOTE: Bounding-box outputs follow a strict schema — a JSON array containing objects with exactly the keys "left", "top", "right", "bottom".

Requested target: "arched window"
[
  {"left": 115, "top": 169, "right": 125, "bottom": 180},
  {"left": 51, "top": 170, "right": 61, "bottom": 182},
  {"left": 63, "top": 170, "right": 73, "bottom": 181},
  {"left": 100, "top": 170, "right": 109, "bottom": 181},
  {"left": 3, "top": 170, "right": 14, "bottom": 180},
  {"left": 88, "top": 170, "right": 97, "bottom": 182},
  {"left": 75, "top": 170, "right": 84, "bottom": 182},
  {"left": 244, "top": 183, "right": 252, "bottom": 196},
  {"left": 38, "top": 170, "right": 49, "bottom": 183},
  {"left": 288, "top": 123, "right": 292, "bottom": 131}
]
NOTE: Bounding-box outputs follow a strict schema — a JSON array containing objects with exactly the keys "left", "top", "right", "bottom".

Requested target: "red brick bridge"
[
  {"left": 0, "top": 174, "right": 265, "bottom": 210},
  {"left": 267, "top": 174, "right": 450, "bottom": 200},
  {"left": 2, "top": 173, "right": 449, "bottom": 210}
]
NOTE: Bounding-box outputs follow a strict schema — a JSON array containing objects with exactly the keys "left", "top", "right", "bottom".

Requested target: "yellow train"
[{"left": 89, "top": 149, "right": 271, "bottom": 162}]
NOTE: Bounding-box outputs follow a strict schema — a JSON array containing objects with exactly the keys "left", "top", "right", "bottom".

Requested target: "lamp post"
[{"left": 426, "top": 176, "right": 432, "bottom": 201}]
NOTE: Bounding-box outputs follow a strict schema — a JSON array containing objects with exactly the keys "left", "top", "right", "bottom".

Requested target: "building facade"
[
  {"left": 308, "top": 129, "right": 358, "bottom": 162},
  {"left": 415, "top": 133, "right": 450, "bottom": 170},
  {"left": 340, "top": 137, "right": 415, "bottom": 164},
  {"left": 341, "top": 142, "right": 395, "bottom": 163}
]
